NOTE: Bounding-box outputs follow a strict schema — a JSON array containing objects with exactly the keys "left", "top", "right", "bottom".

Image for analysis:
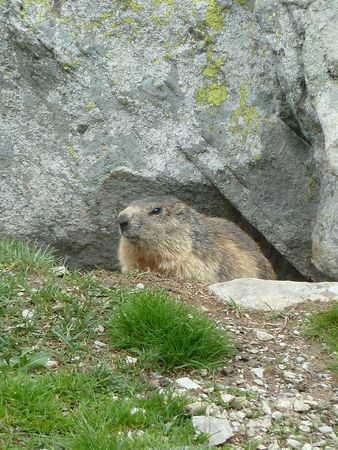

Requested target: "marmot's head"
[{"left": 117, "top": 196, "right": 189, "bottom": 247}]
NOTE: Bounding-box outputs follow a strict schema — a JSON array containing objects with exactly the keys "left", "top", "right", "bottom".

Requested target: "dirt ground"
[{"left": 94, "top": 270, "right": 337, "bottom": 448}]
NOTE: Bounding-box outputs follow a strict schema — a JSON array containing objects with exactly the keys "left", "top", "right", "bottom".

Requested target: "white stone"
[
  {"left": 256, "top": 330, "right": 274, "bottom": 341},
  {"left": 283, "top": 370, "right": 297, "bottom": 380},
  {"left": 22, "top": 309, "right": 34, "bottom": 319},
  {"left": 175, "top": 377, "right": 201, "bottom": 390},
  {"left": 251, "top": 367, "right": 264, "bottom": 379},
  {"left": 275, "top": 397, "right": 294, "bottom": 410},
  {"left": 220, "top": 393, "right": 235, "bottom": 404},
  {"left": 262, "top": 400, "right": 272, "bottom": 415},
  {"left": 294, "top": 399, "right": 311, "bottom": 412},
  {"left": 185, "top": 402, "right": 206, "bottom": 414},
  {"left": 318, "top": 426, "right": 333, "bottom": 434},
  {"left": 192, "top": 416, "right": 234, "bottom": 446},
  {"left": 267, "top": 442, "right": 281, "bottom": 450},
  {"left": 287, "top": 439, "right": 301, "bottom": 449},
  {"left": 209, "top": 280, "right": 338, "bottom": 310},
  {"left": 301, "top": 444, "right": 313, "bottom": 450},
  {"left": 125, "top": 356, "right": 137, "bottom": 365},
  {"left": 246, "top": 428, "right": 256, "bottom": 437},
  {"left": 53, "top": 265, "right": 69, "bottom": 276},
  {"left": 94, "top": 325, "right": 104, "bottom": 333},
  {"left": 296, "top": 356, "right": 305, "bottom": 363},
  {"left": 261, "top": 416, "right": 272, "bottom": 429},
  {"left": 45, "top": 360, "right": 58, "bottom": 368},
  {"left": 135, "top": 283, "right": 144, "bottom": 290},
  {"left": 272, "top": 411, "right": 284, "bottom": 420},
  {"left": 247, "top": 419, "right": 260, "bottom": 429},
  {"left": 93, "top": 340, "right": 106, "bottom": 347}
]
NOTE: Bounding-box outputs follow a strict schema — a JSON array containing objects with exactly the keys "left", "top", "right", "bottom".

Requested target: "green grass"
[
  {"left": 304, "top": 302, "right": 338, "bottom": 373},
  {"left": 0, "top": 239, "right": 58, "bottom": 273},
  {"left": 0, "top": 369, "right": 207, "bottom": 449},
  {"left": 108, "top": 290, "right": 234, "bottom": 370},
  {"left": 0, "top": 240, "right": 222, "bottom": 448}
]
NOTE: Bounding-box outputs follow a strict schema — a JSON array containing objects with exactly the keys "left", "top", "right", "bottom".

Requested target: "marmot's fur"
[{"left": 117, "top": 196, "right": 276, "bottom": 283}]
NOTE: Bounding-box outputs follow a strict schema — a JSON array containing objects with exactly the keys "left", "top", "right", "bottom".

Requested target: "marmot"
[{"left": 117, "top": 196, "right": 276, "bottom": 283}]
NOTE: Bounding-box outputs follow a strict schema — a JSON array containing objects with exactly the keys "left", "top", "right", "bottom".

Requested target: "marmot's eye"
[{"left": 150, "top": 207, "right": 162, "bottom": 215}]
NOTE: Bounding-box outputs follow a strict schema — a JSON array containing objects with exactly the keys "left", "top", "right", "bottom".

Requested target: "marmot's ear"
[{"left": 175, "top": 203, "right": 187, "bottom": 215}]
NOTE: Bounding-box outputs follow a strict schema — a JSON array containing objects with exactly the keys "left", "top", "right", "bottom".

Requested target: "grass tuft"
[
  {"left": 0, "top": 239, "right": 58, "bottom": 274},
  {"left": 108, "top": 290, "right": 234, "bottom": 370},
  {"left": 304, "top": 302, "right": 338, "bottom": 353},
  {"left": 304, "top": 302, "right": 338, "bottom": 373}
]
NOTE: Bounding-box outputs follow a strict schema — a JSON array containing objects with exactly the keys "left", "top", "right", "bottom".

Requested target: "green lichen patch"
[
  {"left": 229, "top": 83, "right": 262, "bottom": 141},
  {"left": 118, "top": 97, "right": 129, "bottom": 106},
  {"left": 202, "top": 51, "right": 224, "bottom": 78},
  {"left": 62, "top": 60, "right": 80, "bottom": 71},
  {"left": 152, "top": 0, "right": 175, "bottom": 5},
  {"left": 205, "top": 0, "right": 223, "bottom": 31},
  {"left": 21, "top": 0, "right": 51, "bottom": 23},
  {"left": 150, "top": 8, "right": 172, "bottom": 27},
  {"left": 113, "top": 0, "right": 143, "bottom": 12},
  {"left": 84, "top": 102, "right": 94, "bottom": 111},
  {"left": 23, "top": 0, "right": 50, "bottom": 7},
  {"left": 99, "top": 12, "right": 114, "bottom": 20},
  {"left": 194, "top": 82, "right": 227, "bottom": 107},
  {"left": 66, "top": 146, "right": 75, "bottom": 157}
]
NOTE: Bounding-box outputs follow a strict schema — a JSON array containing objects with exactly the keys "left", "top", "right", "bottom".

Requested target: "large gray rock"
[
  {"left": 209, "top": 279, "right": 338, "bottom": 310},
  {"left": 0, "top": 0, "right": 336, "bottom": 279}
]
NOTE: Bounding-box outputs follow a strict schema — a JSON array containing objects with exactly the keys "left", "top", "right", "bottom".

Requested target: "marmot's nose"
[{"left": 118, "top": 213, "right": 129, "bottom": 231}]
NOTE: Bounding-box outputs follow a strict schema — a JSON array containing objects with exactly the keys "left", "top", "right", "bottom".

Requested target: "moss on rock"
[{"left": 194, "top": 82, "right": 227, "bottom": 107}]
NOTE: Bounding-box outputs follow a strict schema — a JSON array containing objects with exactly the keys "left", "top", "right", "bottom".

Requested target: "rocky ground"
[{"left": 95, "top": 270, "right": 338, "bottom": 449}]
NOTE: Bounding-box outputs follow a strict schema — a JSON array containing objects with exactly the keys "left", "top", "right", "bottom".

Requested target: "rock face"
[
  {"left": 0, "top": 0, "right": 337, "bottom": 279},
  {"left": 209, "top": 279, "right": 338, "bottom": 310}
]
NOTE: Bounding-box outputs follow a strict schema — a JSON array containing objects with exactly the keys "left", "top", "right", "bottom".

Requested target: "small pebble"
[
  {"left": 267, "top": 442, "right": 281, "bottom": 450},
  {"left": 53, "top": 265, "right": 69, "bottom": 276},
  {"left": 125, "top": 356, "right": 137, "bottom": 365},
  {"left": 284, "top": 371, "right": 297, "bottom": 380},
  {"left": 272, "top": 411, "right": 284, "bottom": 420},
  {"left": 220, "top": 393, "right": 236, "bottom": 404},
  {"left": 275, "top": 397, "right": 293, "bottom": 410},
  {"left": 256, "top": 330, "right": 274, "bottom": 341},
  {"left": 261, "top": 400, "right": 272, "bottom": 415},
  {"left": 22, "top": 309, "right": 34, "bottom": 319},
  {"left": 251, "top": 367, "right": 264, "bottom": 379},
  {"left": 45, "top": 360, "right": 58, "bottom": 368},
  {"left": 286, "top": 438, "right": 301, "bottom": 449},
  {"left": 294, "top": 399, "right": 311, "bottom": 412},
  {"left": 318, "top": 426, "right": 333, "bottom": 434},
  {"left": 135, "top": 283, "right": 144, "bottom": 290},
  {"left": 185, "top": 402, "right": 206, "bottom": 414},
  {"left": 175, "top": 377, "right": 201, "bottom": 390}
]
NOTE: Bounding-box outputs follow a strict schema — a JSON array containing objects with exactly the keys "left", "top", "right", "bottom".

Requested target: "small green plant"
[
  {"left": 304, "top": 302, "right": 338, "bottom": 372},
  {"left": 0, "top": 346, "right": 50, "bottom": 372},
  {"left": 108, "top": 290, "right": 234, "bottom": 370},
  {"left": 0, "top": 239, "right": 58, "bottom": 273}
]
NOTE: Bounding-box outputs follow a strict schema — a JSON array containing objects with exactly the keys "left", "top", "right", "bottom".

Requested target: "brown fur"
[{"left": 117, "top": 196, "right": 276, "bottom": 283}]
